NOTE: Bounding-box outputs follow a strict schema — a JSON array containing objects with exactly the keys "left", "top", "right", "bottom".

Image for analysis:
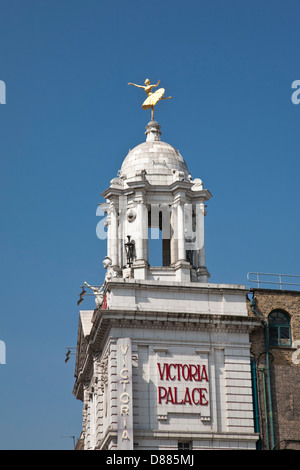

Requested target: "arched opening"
[
  {"left": 148, "top": 207, "right": 171, "bottom": 267},
  {"left": 268, "top": 310, "right": 291, "bottom": 346}
]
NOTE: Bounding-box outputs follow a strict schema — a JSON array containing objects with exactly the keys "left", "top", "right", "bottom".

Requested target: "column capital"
[{"left": 172, "top": 187, "right": 187, "bottom": 206}]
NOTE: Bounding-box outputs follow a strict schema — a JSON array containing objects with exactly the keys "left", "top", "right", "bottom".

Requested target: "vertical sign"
[{"left": 117, "top": 338, "right": 133, "bottom": 449}]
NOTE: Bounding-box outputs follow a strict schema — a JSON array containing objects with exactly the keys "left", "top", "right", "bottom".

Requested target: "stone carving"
[
  {"left": 103, "top": 256, "right": 118, "bottom": 281},
  {"left": 83, "top": 282, "right": 104, "bottom": 308},
  {"left": 135, "top": 169, "right": 147, "bottom": 180},
  {"left": 110, "top": 177, "right": 122, "bottom": 187},
  {"left": 172, "top": 169, "right": 185, "bottom": 181},
  {"left": 83, "top": 257, "right": 118, "bottom": 309},
  {"left": 99, "top": 351, "right": 109, "bottom": 393},
  {"left": 191, "top": 178, "right": 203, "bottom": 191},
  {"left": 126, "top": 209, "right": 136, "bottom": 223}
]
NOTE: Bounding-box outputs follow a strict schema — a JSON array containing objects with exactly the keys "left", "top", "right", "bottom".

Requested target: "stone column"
[
  {"left": 177, "top": 201, "right": 186, "bottom": 262},
  {"left": 105, "top": 214, "right": 111, "bottom": 261},
  {"left": 118, "top": 195, "right": 127, "bottom": 269},
  {"left": 135, "top": 201, "right": 146, "bottom": 261},
  {"left": 110, "top": 201, "right": 118, "bottom": 267},
  {"left": 142, "top": 203, "right": 149, "bottom": 262},
  {"left": 196, "top": 199, "right": 210, "bottom": 282},
  {"left": 170, "top": 204, "right": 178, "bottom": 265},
  {"left": 196, "top": 199, "right": 206, "bottom": 267},
  {"left": 133, "top": 194, "right": 148, "bottom": 280},
  {"left": 173, "top": 192, "right": 191, "bottom": 281}
]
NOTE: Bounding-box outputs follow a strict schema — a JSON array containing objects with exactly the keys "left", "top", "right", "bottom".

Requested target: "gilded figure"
[{"left": 128, "top": 78, "right": 172, "bottom": 121}]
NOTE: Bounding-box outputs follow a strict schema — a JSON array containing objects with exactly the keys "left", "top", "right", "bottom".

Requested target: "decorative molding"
[
  {"left": 99, "top": 351, "right": 109, "bottom": 393},
  {"left": 154, "top": 347, "right": 169, "bottom": 353}
]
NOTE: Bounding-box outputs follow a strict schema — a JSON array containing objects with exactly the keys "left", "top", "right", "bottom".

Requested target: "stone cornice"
[
  {"left": 106, "top": 278, "right": 248, "bottom": 294},
  {"left": 101, "top": 182, "right": 212, "bottom": 202}
]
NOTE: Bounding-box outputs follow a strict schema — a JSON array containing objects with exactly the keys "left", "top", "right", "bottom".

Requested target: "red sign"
[{"left": 157, "top": 362, "right": 209, "bottom": 407}]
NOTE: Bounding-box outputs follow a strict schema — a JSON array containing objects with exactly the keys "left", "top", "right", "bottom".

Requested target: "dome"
[{"left": 119, "top": 121, "right": 189, "bottom": 186}]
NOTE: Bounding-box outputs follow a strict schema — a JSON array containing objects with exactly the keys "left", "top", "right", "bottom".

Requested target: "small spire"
[{"left": 145, "top": 121, "right": 161, "bottom": 142}]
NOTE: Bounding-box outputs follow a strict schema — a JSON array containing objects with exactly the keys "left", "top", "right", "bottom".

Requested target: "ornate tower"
[
  {"left": 100, "top": 119, "right": 211, "bottom": 284},
  {"left": 73, "top": 86, "right": 259, "bottom": 451}
]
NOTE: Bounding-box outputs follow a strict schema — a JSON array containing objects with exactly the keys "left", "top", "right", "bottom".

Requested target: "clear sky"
[{"left": 0, "top": 0, "right": 299, "bottom": 449}]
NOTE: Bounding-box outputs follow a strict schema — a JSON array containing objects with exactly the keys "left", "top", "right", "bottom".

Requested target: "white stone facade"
[
  {"left": 73, "top": 120, "right": 260, "bottom": 450},
  {"left": 74, "top": 284, "right": 259, "bottom": 449}
]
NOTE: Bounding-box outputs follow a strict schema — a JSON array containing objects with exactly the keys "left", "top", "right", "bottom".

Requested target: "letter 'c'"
[{"left": 120, "top": 368, "right": 129, "bottom": 379}]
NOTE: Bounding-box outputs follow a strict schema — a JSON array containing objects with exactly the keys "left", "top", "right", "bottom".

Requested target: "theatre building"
[{"left": 73, "top": 119, "right": 262, "bottom": 450}]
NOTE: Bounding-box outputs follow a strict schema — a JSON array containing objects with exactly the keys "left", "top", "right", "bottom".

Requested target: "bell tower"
[
  {"left": 73, "top": 85, "right": 259, "bottom": 451},
  {"left": 100, "top": 120, "right": 211, "bottom": 283}
]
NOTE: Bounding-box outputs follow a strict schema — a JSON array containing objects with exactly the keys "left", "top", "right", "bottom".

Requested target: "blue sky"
[{"left": 0, "top": 0, "right": 299, "bottom": 449}]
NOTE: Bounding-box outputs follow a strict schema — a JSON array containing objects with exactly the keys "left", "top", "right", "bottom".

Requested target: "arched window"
[{"left": 268, "top": 310, "right": 291, "bottom": 347}]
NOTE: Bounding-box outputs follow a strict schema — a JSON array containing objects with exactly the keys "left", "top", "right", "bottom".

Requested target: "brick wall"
[{"left": 248, "top": 289, "right": 300, "bottom": 450}]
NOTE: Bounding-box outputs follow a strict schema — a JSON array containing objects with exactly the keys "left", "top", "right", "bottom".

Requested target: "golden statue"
[{"left": 128, "top": 78, "right": 172, "bottom": 121}]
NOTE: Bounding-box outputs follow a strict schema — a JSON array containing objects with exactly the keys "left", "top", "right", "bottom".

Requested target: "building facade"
[
  {"left": 248, "top": 287, "right": 300, "bottom": 450},
  {"left": 72, "top": 119, "right": 262, "bottom": 450}
]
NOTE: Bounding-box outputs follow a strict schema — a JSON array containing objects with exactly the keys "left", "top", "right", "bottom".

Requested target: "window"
[
  {"left": 178, "top": 441, "right": 192, "bottom": 450},
  {"left": 268, "top": 310, "right": 291, "bottom": 347}
]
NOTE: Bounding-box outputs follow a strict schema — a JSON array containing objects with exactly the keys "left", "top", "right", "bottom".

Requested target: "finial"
[
  {"left": 128, "top": 78, "right": 172, "bottom": 121},
  {"left": 145, "top": 121, "right": 161, "bottom": 142}
]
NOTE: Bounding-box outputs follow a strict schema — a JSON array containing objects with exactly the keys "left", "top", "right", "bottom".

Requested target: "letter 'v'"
[{"left": 157, "top": 363, "right": 167, "bottom": 380}]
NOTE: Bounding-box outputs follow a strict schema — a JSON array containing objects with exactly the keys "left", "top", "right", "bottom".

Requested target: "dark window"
[
  {"left": 268, "top": 310, "right": 291, "bottom": 347},
  {"left": 178, "top": 441, "right": 192, "bottom": 450}
]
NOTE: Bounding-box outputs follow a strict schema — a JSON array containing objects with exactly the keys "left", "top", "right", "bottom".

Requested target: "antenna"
[{"left": 60, "top": 435, "right": 76, "bottom": 448}]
